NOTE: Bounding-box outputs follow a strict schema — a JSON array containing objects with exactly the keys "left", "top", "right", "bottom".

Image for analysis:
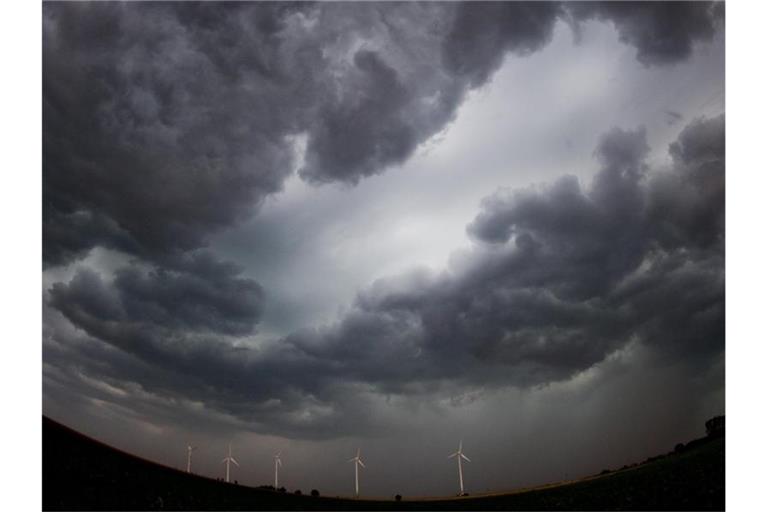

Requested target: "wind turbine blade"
[
  {"left": 358, "top": 459, "right": 366, "bottom": 468},
  {"left": 348, "top": 457, "right": 357, "bottom": 463},
  {"left": 461, "top": 454, "right": 471, "bottom": 462},
  {"left": 448, "top": 452, "right": 458, "bottom": 458},
  {"left": 221, "top": 458, "right": 228, "bottom": 464},
  {"left": 231, "top": 458, "right": 240, "bottom": 466},
  {"left": 277, "top": 459, "right": 282, "bottom": 467},
  {"left": 459, "top": 440, "right": 463, "bottom": 452}
]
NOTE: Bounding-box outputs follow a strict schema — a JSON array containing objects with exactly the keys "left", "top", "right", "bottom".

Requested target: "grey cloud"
[
  {"left": 665, "top": 110, "right": 684, "bottom": 125},
  {"left": 43, "top": 1, "right": 455, "bottom": 264},
  {"left": 47, "top": 116, "right": 724, "bottom": 438},
  {"left": 465, "top": 126, "right": 650, "bottom": 300},
  {"left": 466, "top": 175, "right": 598, "bottom": 246},
  {"left": 43, "top": 210, "right": 142, "bottom": 267},
  {"left": 43, "top": 2, "right": 724, "bottom": 268},
  {"left": 43, "top": 1, "right": 301, "bottom": 266},
  {"left": 670, "top": 112, "right": 726, "bottom": 167},
  {"left": 40, "top": 4, "right": 725, "bottom": 493},
  {"left": 567, "top": 1, "right": 724, "bottom": 66},
  {"left": 442, "top": 1, "right": 563, "bottom": 87},
  {"left": 649, "top": 115, "right": 725, "bottom": 251},
  {"left": 44, "top": 299, "right": 388, "bottom": 439},
  {"left": 49, "top": 251, "right": 264, "bottom": 337},
  {"left": 45, "top": 253, "right": 384, "bottom": 437},
  {"left": 341, "top": 113, "right": 721, "bottom": 389},
  {"left": 461, "top": 115, "right": 723, "bottom": 358},
  {"left": 299, "top": 49, "right": 420, "bottom": 184},
  {"left": 439, "top": 1, "right": 724, "bottom": 106}
]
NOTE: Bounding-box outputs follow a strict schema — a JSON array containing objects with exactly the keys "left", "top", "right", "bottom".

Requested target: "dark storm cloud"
[
  {"left": 567, "top": 1, "right": 724, "bottom": 66},
  {"left": 463, "top": 115, "right": 724, "bottom": 362},
  {"left": 442, "top": 1, "right": 563, "bottom": 87},
  {"left": 43, "top": 1, "right": 303, "bottom": 266},
  {"left": 44, "top": 0, "right": 724, "bottom": 439},
  {"left": 47, "top": 115, "right": 724, "bottom": 437},
  {"left": 44, "top": 292, "right": 388, "bottom": 438},
  {"left": 298, "top": 47, "right": 453, "bottom": 185},
  {"left": 648, "top": 116, "right": 726, "bottom": 251},
  {"left": 311, "top": 115, "right": 724, "bottom": 394},
  {"left": 49, "top": 252, "right": 264, "bottom": 337},
  {"left": 43, "top": 1, "right": 725, "bottom": 268},
  {"left": 42, "top": 1, "right": 456, "bottom": 264},
  {"left": 438, "top": 0, "right": 724, "bottom": 99}
]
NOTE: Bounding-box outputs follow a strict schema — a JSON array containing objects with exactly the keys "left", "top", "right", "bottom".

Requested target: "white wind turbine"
[
  {"left": 448, "top": 440, "right": 471, "bottom": 495},
  {"left": 221, "top": 443, "right": 239, "bottom": 483},
  {"left": 273, "top": 451, "right": 282, "bottom": 488},
  {"left": 186, "top": 444, "right": 197, "bottom": 473},
  {"left": 348, "top": 448, "right": 366, "bottom": 498}
]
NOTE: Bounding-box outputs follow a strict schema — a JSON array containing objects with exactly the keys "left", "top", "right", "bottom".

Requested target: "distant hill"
[{"left": 43, "top": 416, "right": 724, "bottom": 510}]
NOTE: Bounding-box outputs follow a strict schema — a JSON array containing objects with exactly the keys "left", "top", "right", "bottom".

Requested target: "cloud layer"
[
  {"left": 568, "top": 1, "right": 724, "bottom": 66},
  {"left": 44, "top": 1, "right": 724, "bottom": 267},
  {"left": 43, "top": 1, "right": 725, "bottom": 441},
  {"left": 46, "top": 114, "right": 724, "bottom": 437}
]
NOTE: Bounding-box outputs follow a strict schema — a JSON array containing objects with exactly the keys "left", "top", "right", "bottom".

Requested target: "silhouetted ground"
[{"left": 43, "top": 416, "right": 724, "bottom": 510}]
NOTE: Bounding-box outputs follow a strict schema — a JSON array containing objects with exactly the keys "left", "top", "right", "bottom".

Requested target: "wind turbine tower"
[
  {"left": 221, "top": 443, "right": 239, "bottom": 483},
  {"left": 348, "top": 448, "right": 366, "bottom": 498},
  {"left": 448, "top": 440, "right": 471, "bottom": 495},
  {"left": 186, "top": 444, "right": 197, "bottom": 473},
  {"left": 274, "top": 451, "right": 282, "bottom": 488}
]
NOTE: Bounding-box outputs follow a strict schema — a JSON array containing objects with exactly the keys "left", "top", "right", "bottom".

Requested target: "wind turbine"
[
  {"left": 273, "top": 451, "right": 282, "bottom": 488},
  {"left": 221, "top": 443, "right": 239, "bottom": 483},
  {"left": 448, "top": 440, "right": 471, "bottom": 495},
  {"left": 348, "top": 448, "right": 366, "bottom": 498},
  {"left": 186, "top": 444, "right": 197, "bottom": 473}
]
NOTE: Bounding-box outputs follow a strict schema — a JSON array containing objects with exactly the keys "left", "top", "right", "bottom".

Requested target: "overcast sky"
[{"left": 42, "top": 1, "right": 724, "bottom": 498}]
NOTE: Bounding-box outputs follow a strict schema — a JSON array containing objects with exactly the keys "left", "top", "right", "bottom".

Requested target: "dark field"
[{"left": 43, "top": 417, "right": 724, "bottom": 510}]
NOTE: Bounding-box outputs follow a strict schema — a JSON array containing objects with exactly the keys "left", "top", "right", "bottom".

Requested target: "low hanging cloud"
[
  {"left": 567, "top": 1, "right": 725, "bottom": 66},
  {"left": 46, "top": 115, "right": 724, "bottom": 438},
  {"left": 441, "top": 1, "right": 563, "bottom": 87},
  {"left": 43, "top": 1, "right": 724, "bottom": 268},
  {"left": 50, "top": 252, "right": 264, "bottom": 338},
  {"left": 44, "top": 1, "right": 724, "bottom": 439},
  {"left": 43, "top": 1, "right": 307, "bottom": 266}
]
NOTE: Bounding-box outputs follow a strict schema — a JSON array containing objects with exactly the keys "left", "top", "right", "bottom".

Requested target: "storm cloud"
[
  {"left": 43, "top": 1, "right": 724, "bottom": 267},
  {"left": 35, "top": 5, "right": 728, "bottom": 500},
  {"left": 50, "top": 252, "right": 264, "bottom": 337},
  {"left": 567, "top": 1, "right": 725, "bottom": 66},
  {"left": 46, "top": 114, "right": 724, "bottom": 437}
]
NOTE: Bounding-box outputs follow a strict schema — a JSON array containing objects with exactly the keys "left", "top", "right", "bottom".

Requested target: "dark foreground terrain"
[{"left": 43, "top": 416, "right": 724, "bottom": 510}]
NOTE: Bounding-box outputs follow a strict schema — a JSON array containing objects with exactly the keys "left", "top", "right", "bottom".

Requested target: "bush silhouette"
[
  {"left": 395, "top": 494, "right": 402, "bottom": 501},
  {"left": 294, "top": 490, "right": 302, "bottom": 495},
  {"left": 278, "top": 486, "right": 287, "bottom": 493},
  {"left": 706, "top": 415, "right": 725, "bottom": 437},
  {"left": 310, "top": 489, "right": 320, "bottom": 497}
]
